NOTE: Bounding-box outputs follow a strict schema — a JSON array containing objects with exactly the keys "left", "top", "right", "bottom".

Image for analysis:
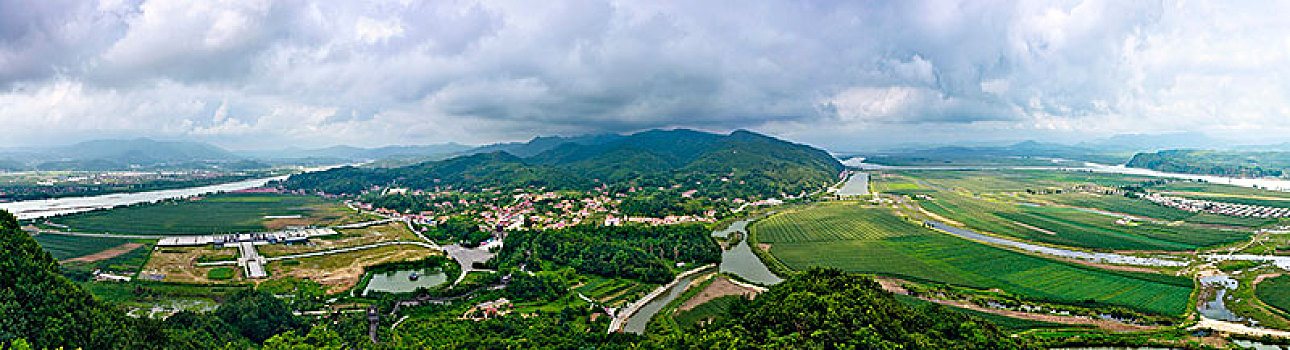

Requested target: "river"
[
  {"left": 0, "top": 175, "right": 287, "bottom": 220},
  {"left": 620, "top": 273, "right": 702, "bottom": 334},
  {"left": 712, "top": 218, "right": 784, "bottom": 285},
  {"left": 617, "top": 218, "right": 786, "bottom": 334}
]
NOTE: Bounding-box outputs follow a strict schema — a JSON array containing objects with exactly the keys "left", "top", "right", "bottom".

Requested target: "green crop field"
[
  {"left": 875, "top": 169, "right": 1255, "bottom": 250},
  {"left": 752, "top": 204, "right": 1194, "bottom": 316},
  {"left": 48, "top": 192, "right": 365, "bottom": 235},
  {"left": 918, "top": 193, "right": 1246, "bottom": 251},
  {"left": 1257, "top": 275, "right": 1290, "bottom": 315},
  {"left": 34, "top": 234, "right": 130, "bottom": 260},
  {"left": 755, "top": 204, "right": 922, "bottom": 243}
]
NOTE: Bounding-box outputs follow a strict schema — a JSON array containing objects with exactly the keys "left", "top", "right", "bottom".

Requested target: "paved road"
[{"left": 441, "top": 243, "right": 498, "bottom": 285}]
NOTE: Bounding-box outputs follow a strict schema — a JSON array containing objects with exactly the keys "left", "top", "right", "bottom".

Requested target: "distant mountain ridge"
[
  {"left": 280, "top": 129, "right": 843, "bottom": 198},
  {"left": 0, "top": 138, "right": 256, "bottom": 171},
  {"left": 1126, "top": 149, "right": 1290, "bottom": 178}
]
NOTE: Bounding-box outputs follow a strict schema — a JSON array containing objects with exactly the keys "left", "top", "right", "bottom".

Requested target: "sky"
[{"left": 2, "top": 0, "right": 1289, "bottom": 151}]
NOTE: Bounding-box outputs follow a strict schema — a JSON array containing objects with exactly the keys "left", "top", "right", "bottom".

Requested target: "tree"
[
  {"left": 215, "top": 289, "right": 304, "bottom": 343},
  {"left": 262, "top": 325, "right": 346, "bottom": 350}
]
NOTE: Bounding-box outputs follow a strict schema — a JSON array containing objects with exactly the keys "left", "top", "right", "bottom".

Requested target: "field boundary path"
[
  {"left": 1192, "top": 316, "right": 1290, "bottom": 338},
  {"left": 607, "top": 264, "right": 715, "bottom": 333}
]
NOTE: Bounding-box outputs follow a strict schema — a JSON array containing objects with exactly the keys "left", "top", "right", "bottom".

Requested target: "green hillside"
[{"left": 280, "top": 129, "right": 843, "bottom": 199}]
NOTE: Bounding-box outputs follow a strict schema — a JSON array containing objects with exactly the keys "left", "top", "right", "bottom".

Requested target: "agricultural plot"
[
  {"left": 754, "top": 204, "right": 921, "bottom": 243},
  {"left": 48, "top": 192, "right": 366, "bottom": 235},
  {"left": 1256, "top": 275, "right": 1290, "bottom": 315},
  {"left": 572, "top": 277, "right": 657, "bottom": 308},
  {"left": 919, "top": 192, "right": 1247, "bottom": 251},
  {"left": 266, "top": 244, "right": 440, "bottom": 294},
  {"left": 143, "top": 245, "right": 244, "bottom": 284},
  {"left": 34, "top": 234, "right": 131, "bottom": 260},
  {"left": 752, "top": 204, "right": 1194, "bottom": 316}
]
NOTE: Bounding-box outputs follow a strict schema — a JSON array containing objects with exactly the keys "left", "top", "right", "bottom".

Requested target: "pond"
[
  {"left": 712, "top": 218, "right": 783, "bottom": 285},
  {"left": 1197, "top": 275, "right": 1241, "bottom": 322},
  {"left": 362, "top": 268, "right": 449, "bottom": 296}
]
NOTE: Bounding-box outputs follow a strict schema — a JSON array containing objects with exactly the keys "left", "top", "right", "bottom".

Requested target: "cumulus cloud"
[{"left": 1, "top": 0, "right": 1289, "bottom": 149}]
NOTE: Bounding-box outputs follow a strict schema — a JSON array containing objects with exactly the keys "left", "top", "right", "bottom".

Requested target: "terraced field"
[
  {"left": 752, "top": 204, "right": 1194, "bottom": 316},
  {"left": 34, "top": 234, "right": 131, "bottom": 260},
  {"left": 48, "top": 192, "right": 366, "bottom": 235}
]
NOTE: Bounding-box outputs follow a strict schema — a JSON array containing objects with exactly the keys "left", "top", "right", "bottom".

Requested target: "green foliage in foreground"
[
  {"left": 0, "top": 209, "right": 298, "bottom": 350},
  {"left": 662, "top": 268, "right": 1037, "bottom": 349},
  {"left": 377, "top": 268, "right": 1032, "bottom": 349}
]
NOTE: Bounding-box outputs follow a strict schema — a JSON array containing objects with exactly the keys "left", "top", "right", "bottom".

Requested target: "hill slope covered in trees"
[{"left": 280, "top": 129, "right": 843, "bottom": 199}]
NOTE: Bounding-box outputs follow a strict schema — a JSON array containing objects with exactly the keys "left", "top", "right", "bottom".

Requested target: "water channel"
[{"left": 621, "top": 273, "right": 701, "bottom": 334}]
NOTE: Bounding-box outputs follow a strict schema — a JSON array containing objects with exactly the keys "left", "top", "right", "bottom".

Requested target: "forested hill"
[
  {"left": 280, "top": 129, "right": 843, "bottom": 198},
  {"left": 1126, "top": 149, "right": 1290, "bottom": 178}
]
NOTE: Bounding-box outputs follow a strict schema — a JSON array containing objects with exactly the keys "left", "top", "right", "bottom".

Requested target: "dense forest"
[
  {"left": 1127, "top": 149, "right": 1290, "bottom": 178},
  {"left": 491, "top": 224, "right": 721, "bottom": 283},
  {"left": 279, "top": 129, "right": 844, "bottom": 201}
]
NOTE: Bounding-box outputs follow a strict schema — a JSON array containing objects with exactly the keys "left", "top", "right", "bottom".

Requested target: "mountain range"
[{"left": 280, "top": 129, "right": 844, "bottom": 198}]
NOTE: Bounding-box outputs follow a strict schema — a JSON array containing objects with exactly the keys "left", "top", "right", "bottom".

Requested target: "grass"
[
  {"left": 752, "top": 203, "right": 1194, "bottom": 316},
  {"left": 48, "top": 192, "right": 365, "bottom": 235},
  {"left": 33, "top": 234, "right": 129, "bottom": 260},
  {"left": 207, "top": 267, "right": 236, "bottom": 280}
]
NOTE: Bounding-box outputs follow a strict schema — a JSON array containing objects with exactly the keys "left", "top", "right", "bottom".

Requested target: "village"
[{"left": 1144, "top": 193, "right": 1290, "bottom": 218}]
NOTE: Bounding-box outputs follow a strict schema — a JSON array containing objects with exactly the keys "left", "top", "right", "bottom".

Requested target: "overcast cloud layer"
[{"left": 2, "top": 0, "right": 1289, "bottom": 150}]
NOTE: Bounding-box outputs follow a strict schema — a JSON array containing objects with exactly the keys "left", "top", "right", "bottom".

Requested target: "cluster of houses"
[
  {"left": 1143, "top": 193, "right": 1290, "bottom": 218},
  {"left": 461, "top": 298, "right": 512, "bottom": 320}
]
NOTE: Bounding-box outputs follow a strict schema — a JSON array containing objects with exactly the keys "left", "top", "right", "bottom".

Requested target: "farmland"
[
  {"left": 1257, "top": 275, "right": 1290, "bottom": 315},
  {"left": 880, "top": 170, "right": 1255, "bottom": 250},
  {"left": 33, "top": 234, "right": 132, "bottom": 260},
  {"left": 751, "top": 203, "right": 1194, "bottom": 316},
  {"left": 46, "top": 192, "right": 368, "bottom": 235}
]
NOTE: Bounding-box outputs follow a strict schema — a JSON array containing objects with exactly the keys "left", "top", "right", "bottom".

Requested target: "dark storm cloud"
[{"left": 2, "top": 0, "right": 1289, "bottom": 149}]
